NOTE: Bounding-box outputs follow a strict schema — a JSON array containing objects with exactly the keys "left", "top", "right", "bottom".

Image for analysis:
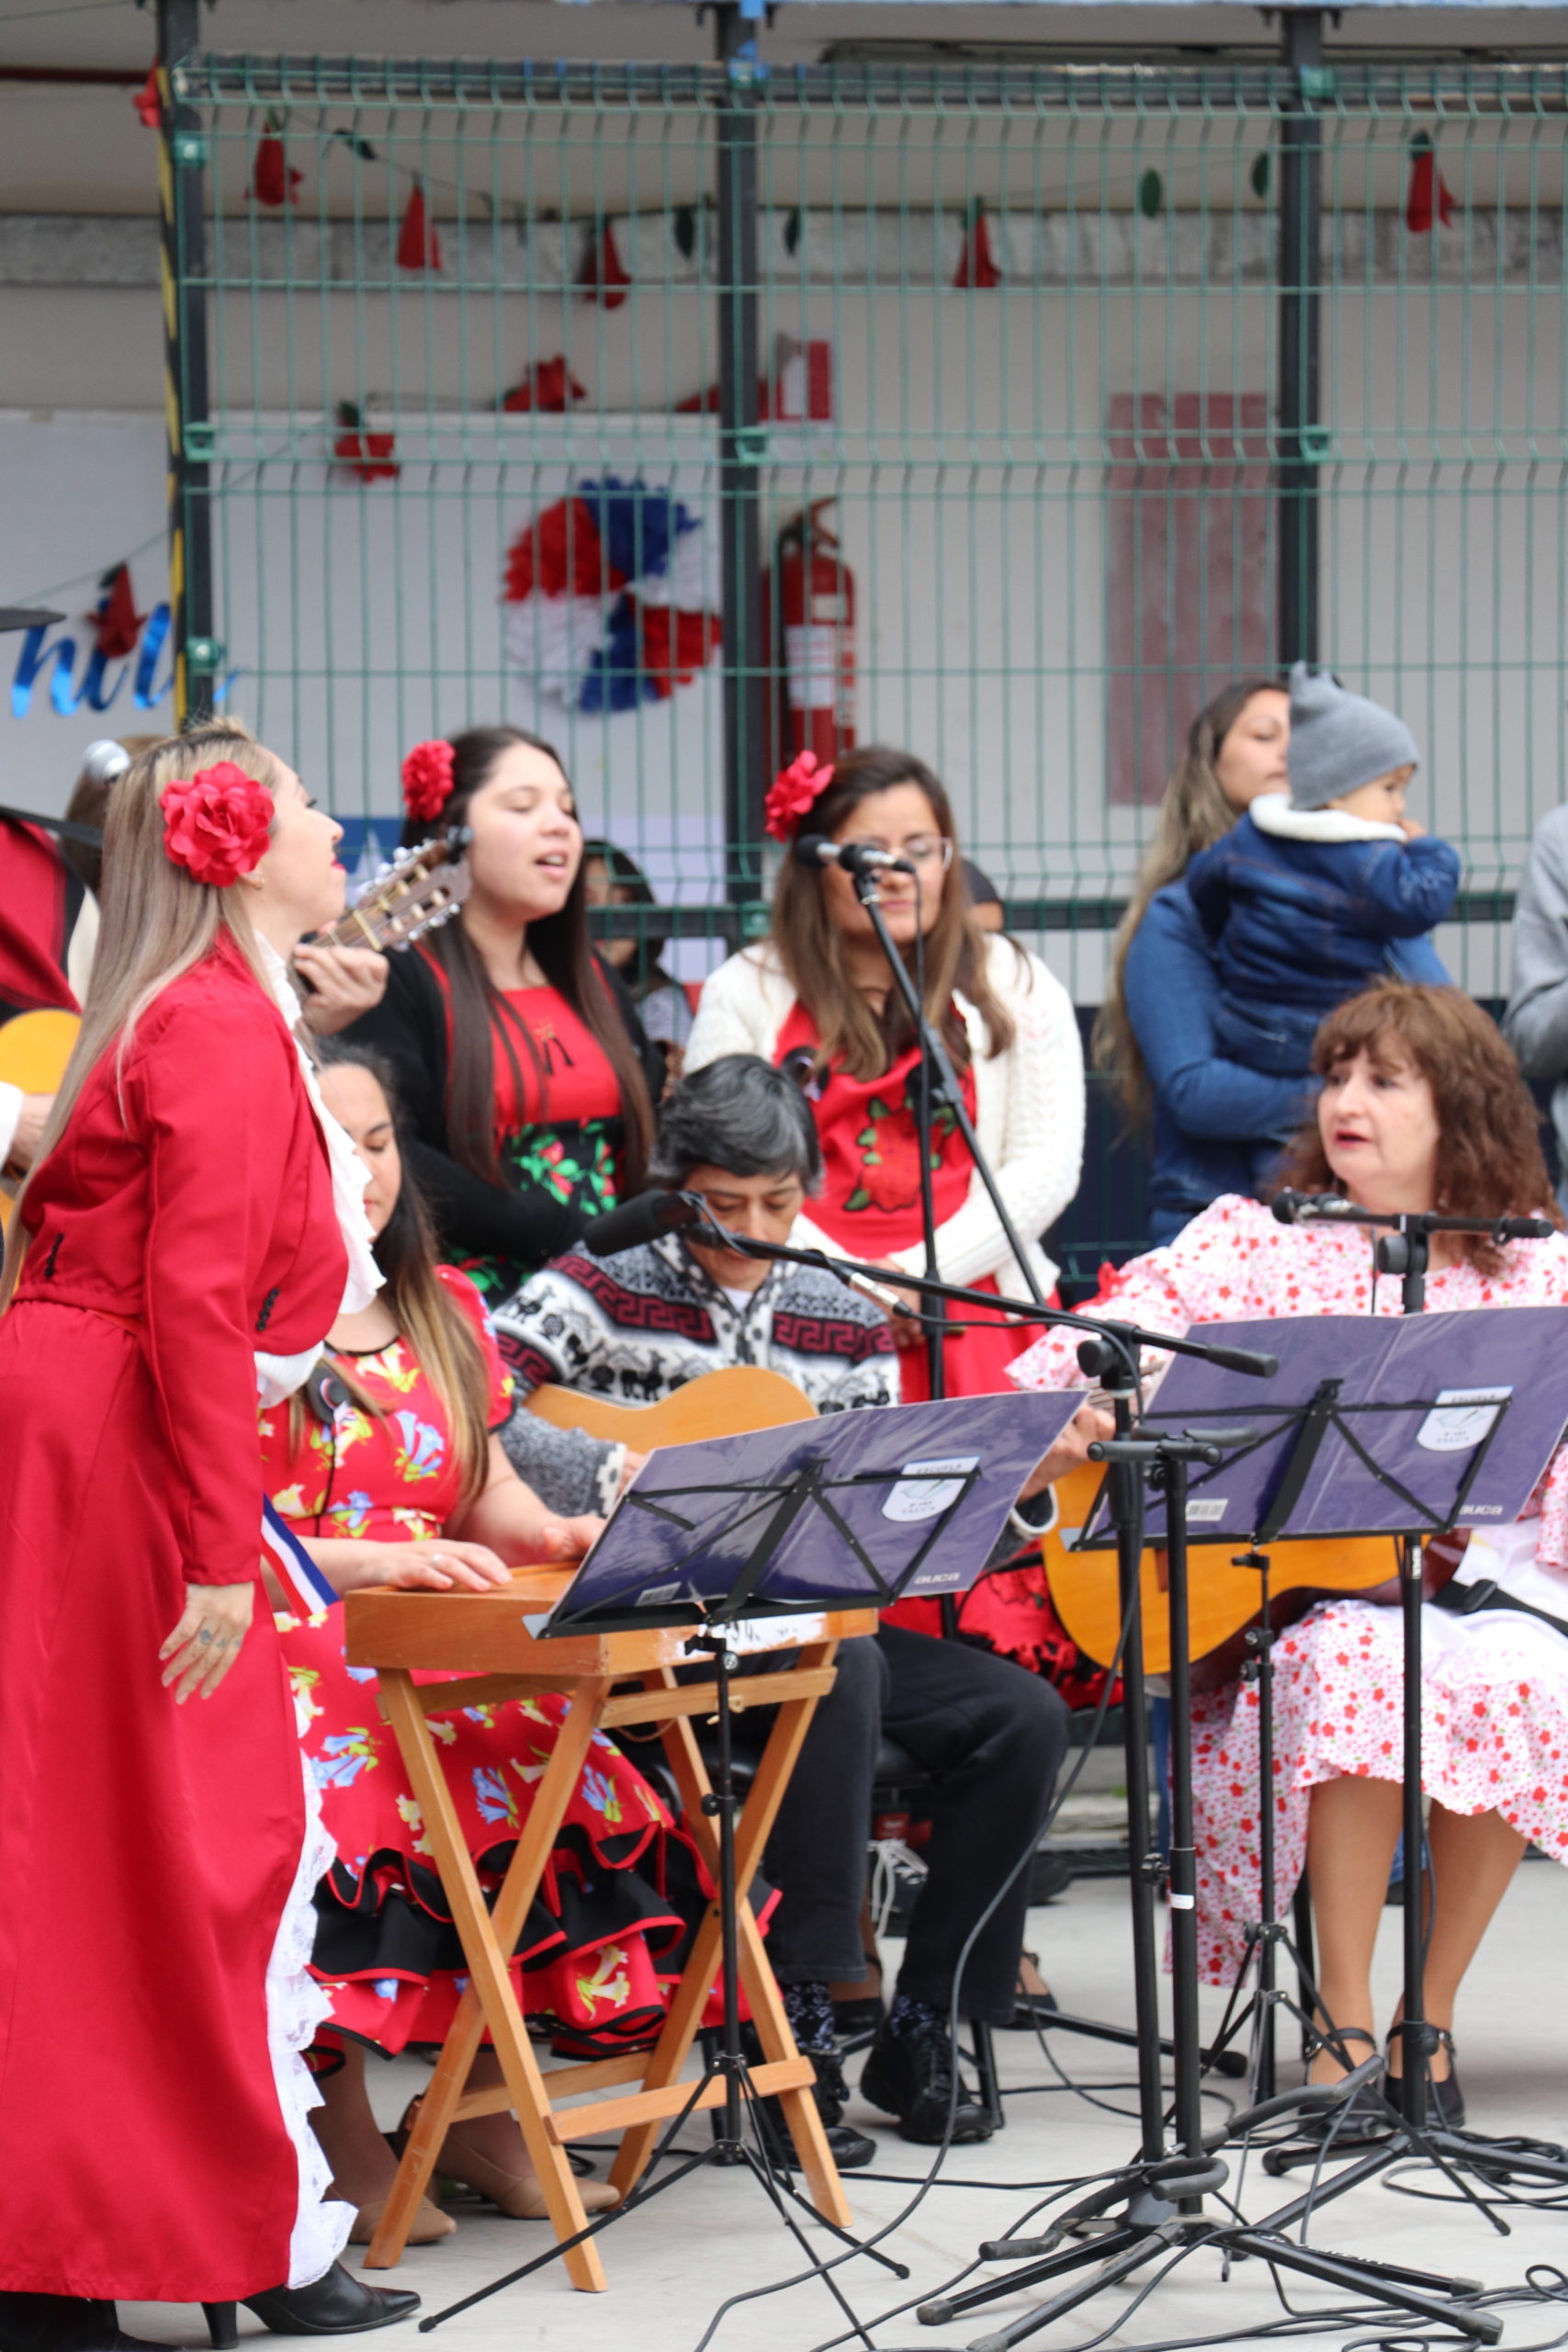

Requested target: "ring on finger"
[{"left": 197, "top": 1628, "right": 214, "bottom": 1645}]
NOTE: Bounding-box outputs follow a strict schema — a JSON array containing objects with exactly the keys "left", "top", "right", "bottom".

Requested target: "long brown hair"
[
  {"left": 1, "top": 722, "right": 278, "bottom": 1311},
  {"left": 1096, "top": 676, "right": 1285, "bottom": 1125},
  {"left": 400, "top": 727, "right": 654, "bottom": 1191},
  {"left": 291, "top": 1043, "right": 491, "bottom": 1512},
  {"left": 767, "top": 744, "right": 1018, "bottom": 1081},
  {"left": 1274, "top": 982, "right": 1562, "bottom": 1272}
]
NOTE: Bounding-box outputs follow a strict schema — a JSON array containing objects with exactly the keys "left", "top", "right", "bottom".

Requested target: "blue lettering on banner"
[{"left": 10, "top": 603, "right": 235, "bottom": 719}]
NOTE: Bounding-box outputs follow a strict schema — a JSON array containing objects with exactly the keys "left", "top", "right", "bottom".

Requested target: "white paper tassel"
[
  {"left": 637, "top": 520, "right": 717, "bottom": 612},
  {"left": 503, "top": 593, "right": 610, "bottom": 697}
]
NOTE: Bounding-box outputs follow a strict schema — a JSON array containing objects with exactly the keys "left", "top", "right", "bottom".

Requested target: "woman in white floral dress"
[{"left": 1011, "top": 982, "right": 1568, "bottom": 2124}]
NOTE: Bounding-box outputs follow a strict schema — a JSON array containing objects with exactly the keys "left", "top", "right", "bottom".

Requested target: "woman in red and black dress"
[
  {"left": 0, "top": 729, "right": 412, "bottom": 2352},
  {"left": 347, "top": 729, "right": 660, "bottom": 1310},
  {"left": 263, "top": 1046, "right": 700, "bottom": 2243}
]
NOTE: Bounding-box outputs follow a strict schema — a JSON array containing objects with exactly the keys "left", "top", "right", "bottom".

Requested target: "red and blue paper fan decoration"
[{"left": 502, "top": 476, "right": 721, "bottom": 712}]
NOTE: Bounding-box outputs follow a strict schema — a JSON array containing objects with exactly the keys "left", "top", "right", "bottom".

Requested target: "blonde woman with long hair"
[{"left": 0, "top": 728, "right": 420, "bottom": 2352}]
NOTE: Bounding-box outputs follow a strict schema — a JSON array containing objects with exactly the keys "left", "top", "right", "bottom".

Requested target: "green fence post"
[
  {"left": 715, "top": 6, "right": 767, "bottom": 908},
  {"left": 1278, "top": 11, "right": 1326, "bottom": 670},
  {"left": 156, "top": 0, "right": 220, "bottom": 724}
]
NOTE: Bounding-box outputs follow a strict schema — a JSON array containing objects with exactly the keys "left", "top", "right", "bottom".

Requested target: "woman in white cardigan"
[{"left": 686, "top": 744, "right": 1085, "bottom": 1404}]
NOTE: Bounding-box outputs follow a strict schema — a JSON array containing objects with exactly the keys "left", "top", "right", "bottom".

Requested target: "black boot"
[
  {"left": 0, "top": 2300, "right": 158, "bottom": 2352},
  {"left": 860, "top": 2018, "right": 993, "bottom": 2145},
  {"left": 203, "top": 2266, "right": 418, "bottom": 2345},
  {"left": 755, "top": 2048, "right": 876, "bottom": 2173}
]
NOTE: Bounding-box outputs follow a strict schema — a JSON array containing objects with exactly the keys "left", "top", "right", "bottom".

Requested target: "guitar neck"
[{"left": 295, "top": 831, "right": 469, "bottom": 969}]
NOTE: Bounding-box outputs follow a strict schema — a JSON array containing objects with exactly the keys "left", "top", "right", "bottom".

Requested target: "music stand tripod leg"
[{"left": 1197, "top": 1557, "right": 1332, "bottom": 2109}]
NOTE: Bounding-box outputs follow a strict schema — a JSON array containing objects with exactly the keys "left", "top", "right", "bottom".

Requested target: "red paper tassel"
[
  {"left": 396, "top": 181, "right": 443, "bottom": 273},
  {"left": 501, "top": 357, "right": 586, "bottom": 414},
  {"left": 580, "top": 218, "right": 630, "bottom": 310},
  {"left": 252, "top": 134, "right": 302, "bottom": 209},
  {"left": 132, "top": 65, "right": 161, "bottom": 130},
  {"left": 89, "top": 563, "right": 146, "bottom": 660},
  {"left": 954, "top": 202, "right": 1001, "bottom": 289},
  {"left": 333, "top": 403, "right": 400, "bottom": 482},
  {"left": 640, "top": 605, "right": 723, "bottom": 695},
  {"left": 1405, "top": 146, "right": 1456, "bottom": 235}
]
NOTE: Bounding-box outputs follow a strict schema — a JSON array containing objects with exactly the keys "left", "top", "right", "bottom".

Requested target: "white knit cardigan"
[{"left": 684, "top": 935, "right": 1086, "bottom": 1299}]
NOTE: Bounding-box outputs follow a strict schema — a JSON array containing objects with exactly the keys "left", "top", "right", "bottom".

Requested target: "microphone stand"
[{"left": 848, "top": 869, "right": 1049, "bottom": 1641}]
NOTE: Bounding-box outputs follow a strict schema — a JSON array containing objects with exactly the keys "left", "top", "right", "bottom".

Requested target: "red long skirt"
[{"left": 0, "top": 1305, "right": 310, "bottom": 2300}]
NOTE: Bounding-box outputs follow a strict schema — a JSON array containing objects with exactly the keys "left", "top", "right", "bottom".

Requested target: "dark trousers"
[{"left": 752, "top": 1623, "right": 1068, "bottom": 2027}]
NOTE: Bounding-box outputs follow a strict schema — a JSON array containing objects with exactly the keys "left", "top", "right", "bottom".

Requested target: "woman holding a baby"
[{"left": 1099, "top": 666, "right": 1458, "bottom": 1242}]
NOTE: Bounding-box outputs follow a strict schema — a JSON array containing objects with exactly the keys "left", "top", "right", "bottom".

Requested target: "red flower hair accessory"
[
  {"left": 159, "top": 762, "right": 274, "bottom": 888},
  {"left": 401, "top": 739, "right": 455, "bottom": 823},
  {"left": 763, "top": 749, "right": 835, "bottom": 843}
]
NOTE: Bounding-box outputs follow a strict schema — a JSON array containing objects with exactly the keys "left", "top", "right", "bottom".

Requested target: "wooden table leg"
[
  {"left": 367, "top": 1671, "right": 611, "bottom": 2291},
  {"left": 607, "top": 1643, "right": 850, "bottom": 2223}
]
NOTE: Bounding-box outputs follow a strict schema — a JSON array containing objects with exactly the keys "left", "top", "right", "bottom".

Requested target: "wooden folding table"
[{"left": 344, "top": 1566, "right": 877, "bottom": 2291}]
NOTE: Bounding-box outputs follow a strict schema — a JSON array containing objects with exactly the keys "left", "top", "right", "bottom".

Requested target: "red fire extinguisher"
[{"left": 767, "top": 501, "right": 856, "bottom": 773}]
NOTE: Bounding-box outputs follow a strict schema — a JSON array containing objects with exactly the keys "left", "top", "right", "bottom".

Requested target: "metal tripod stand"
[{"left": 919, "top": 1377, "right": 1502, "bottom": 2352}]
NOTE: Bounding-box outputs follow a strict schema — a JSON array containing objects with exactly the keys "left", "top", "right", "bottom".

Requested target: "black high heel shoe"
[
  {"left": 1386, "top": 2027, "right": 1466, "bottom": 2132},
  {"left": 202, "top": 2265, "right": 418, "bottom": 2346},
  {"left": 1295, "top": 2026, "right": 1395, "bottom": 2143}
]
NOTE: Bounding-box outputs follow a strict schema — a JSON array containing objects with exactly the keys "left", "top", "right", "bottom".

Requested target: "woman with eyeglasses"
[{"left": 685, "top": 745, "right": 1085, "bottom": 1404}]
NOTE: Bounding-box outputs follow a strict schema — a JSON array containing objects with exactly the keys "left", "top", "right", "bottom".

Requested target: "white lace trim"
[
  {"left": 258, "top": 937, "right": 383, "bottom": 1317},
  {"left": 266, "top": 1760, "right": 355, "bottom": 2288}
]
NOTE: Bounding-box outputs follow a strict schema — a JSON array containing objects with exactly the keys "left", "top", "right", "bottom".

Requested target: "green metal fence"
[{"left": 168, "top": 51, "right": 1568, "bottom": 1028}]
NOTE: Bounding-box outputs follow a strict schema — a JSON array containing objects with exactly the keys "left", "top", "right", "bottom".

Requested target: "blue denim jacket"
[
  {"left": 1122, "top": 882, "right": 1451, "bottom": 1243},
  {"left": 1186, "top": 805, "right": 1461, "bottom": 1013}
]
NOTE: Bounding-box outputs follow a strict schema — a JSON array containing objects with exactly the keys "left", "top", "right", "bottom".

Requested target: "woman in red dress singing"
[
  {"left": 348, "top": 729, "right": 660, "bottom": 1308},
  {"left": 685, "top": 746, "right": 1085, "bottom": 1406},
  {"left": 264, "top": 1045, "right": 696, "bottom": 2244},
  {"left": 0, "top": 731, "right": 416, "bottom": 2352}
]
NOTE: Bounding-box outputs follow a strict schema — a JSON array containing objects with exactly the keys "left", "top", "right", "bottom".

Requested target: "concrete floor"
[{"left": 128, "top": 1860, "right": 1568, "bottom": 2352}]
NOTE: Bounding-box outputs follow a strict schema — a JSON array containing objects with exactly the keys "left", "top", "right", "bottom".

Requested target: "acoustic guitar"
[
  {"left": 0, "top": 829, "right": 470, "bottom": 1227},
  {"left": 525, "top": 1364, "right": 818, "bottom": 1448},
  {"left": 1043, "top": 1460, "right": 1403, "bottom": 1684}
]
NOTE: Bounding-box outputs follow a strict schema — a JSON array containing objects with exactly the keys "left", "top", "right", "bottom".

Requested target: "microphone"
[
  {"left": 1272, "top": 1190, "right": 1557, "bottom": 1243},
  {"left": 1271, "top": 1191, "right": 1358, "bottom": 1226},
  {"left": 1200, "top": 1343, "right": 1280, "bottom": 1379},
  {"left": 581, "top": 1190, "right": 705, "bottom": 1259},
  {"left": 794, "top": 834, "right": 917, "bottom": 879}
]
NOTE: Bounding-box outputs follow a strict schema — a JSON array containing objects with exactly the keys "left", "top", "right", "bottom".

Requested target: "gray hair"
[{"left": 649, "top": 1054, "right": 822, "bottom": 1193}]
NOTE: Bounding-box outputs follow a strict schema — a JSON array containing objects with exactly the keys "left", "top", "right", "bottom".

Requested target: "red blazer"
[{"left": 15, "top": 935, "right": 346, "bottom": 1586}]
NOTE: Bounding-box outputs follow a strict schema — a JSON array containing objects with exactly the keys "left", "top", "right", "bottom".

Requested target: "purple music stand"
[
  {"left": 1077, "top": 1308, "right": 1567, "bottom": 1549},
  {"left": 1101, "top": 1306, "right": 1568, "bottom": 2222},
  {"left": 539, "top": 1391, "right": 1080, "bottom": 1637}
]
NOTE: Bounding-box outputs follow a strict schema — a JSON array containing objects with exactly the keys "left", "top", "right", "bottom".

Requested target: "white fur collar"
[{"left": 1249, "top": 791, "right": 1405, "bottom": 846}]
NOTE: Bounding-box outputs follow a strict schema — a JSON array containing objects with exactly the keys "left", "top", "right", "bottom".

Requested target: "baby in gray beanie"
[{"left": 1184, "top": 662, "right": 1460, "bottom": 1082}]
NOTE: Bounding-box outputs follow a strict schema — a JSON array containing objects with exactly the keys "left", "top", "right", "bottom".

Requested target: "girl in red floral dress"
[{"left": 263, "top": 1045, "right": 696, "bottom": 2242}]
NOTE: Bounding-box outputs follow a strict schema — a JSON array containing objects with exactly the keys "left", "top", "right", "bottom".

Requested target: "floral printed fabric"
[
  {"left": 260, "top": 1267, "right": 692, "bottom": 2056},
  {"left": 466, "top": 985, "right": 626, "bottom": 1304},
  {"left": 1010, "top": 1193, "right": 1568, "bottom": 1983}
]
